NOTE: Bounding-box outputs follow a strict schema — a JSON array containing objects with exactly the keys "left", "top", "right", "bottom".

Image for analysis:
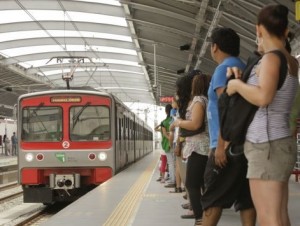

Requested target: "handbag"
[{"left": 180, "top": 126, "right": 204, "bottom": 137}]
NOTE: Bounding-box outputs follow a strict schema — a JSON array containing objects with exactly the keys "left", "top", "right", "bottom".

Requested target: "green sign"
[{"left": 55, "top": 153, "right": 66, "bottom": 163}]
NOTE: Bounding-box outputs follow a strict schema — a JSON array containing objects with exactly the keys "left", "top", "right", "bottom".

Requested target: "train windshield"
[
  {"left": 70, "top": 106, "right": 110, "bottom": 141},
  {"left": 22, "top": 107, "right": 63, "bottom": 142}
]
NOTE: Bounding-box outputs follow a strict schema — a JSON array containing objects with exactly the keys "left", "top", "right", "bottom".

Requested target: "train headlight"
[
  {"left": 98, "top": 152, "right": 107, "bottom": 161},
  {"left": 25, "top": 153, "right": 34, "bottom": 162}
]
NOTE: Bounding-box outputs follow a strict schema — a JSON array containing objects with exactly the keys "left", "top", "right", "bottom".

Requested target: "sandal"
[
  {"left": 169, "top": 187, "right": 183, "bottom": 193},
  {"left": 194, "top": 218, "right": 202, "bottom": 226}
]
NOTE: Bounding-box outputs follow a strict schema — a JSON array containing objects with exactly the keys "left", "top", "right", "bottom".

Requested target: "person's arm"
[
  {"left": 173, "top": 101, "right": 204, "bottom": 131},
  {"left": 214, "top": 86, "right": 228, "bottom": 168},
  {"left": 154, "top": 124, "right": 161, "bottom": 132},
  {"left": 161, "top": 126, "right": 170, "bottom": 140},
  {"left": 227, "top": 53, "right": 281, "bottom": 107}
]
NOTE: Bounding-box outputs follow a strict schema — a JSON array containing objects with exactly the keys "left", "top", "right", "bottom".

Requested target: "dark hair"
[
  {"left": 210, "top": 27, "right": 240, "bottom": 56},
  {"left": 285, "top": 39, "right": 291, "bottom": 53},
  {"left": 191, "top": 74, "right": 211, "bottom": 98},
  {"left": 257, "top": 4, "right": 288, "bottom": 39},
  {"left": 285, "top": 31, "right": 294, "bottom": 53},
  {"left": 188, "top": 69, "right": 202, "bottom": 78},
  {"left": 175, "top": 75, "right": 193, "bottom": 119},
  {"left": 165, "top": 104, "right": 172, "bottom": 117}
]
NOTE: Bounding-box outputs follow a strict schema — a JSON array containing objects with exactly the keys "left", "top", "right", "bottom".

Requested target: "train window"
[
  {"left": 22, "top": 106, "right": 63, "bottom": 142},
  {"left": 69, "top": 106, "right": 110, "bottom": 141}
]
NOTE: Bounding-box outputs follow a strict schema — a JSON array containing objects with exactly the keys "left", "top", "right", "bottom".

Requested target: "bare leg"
[
  {"left": 202, "top": 207, "right": 222, "bottom": 226},
  {"left": 250, "top": 179, "right": 284, "bottom": 226},
  {"left": 175, "top": 157, "right": 182, "bottom": 188},
  {"left": 281, "top": 182, "right": 290, "bottom": 226},
  {"left": 240, "top": 208, "right": 256, "bottom": 226}
]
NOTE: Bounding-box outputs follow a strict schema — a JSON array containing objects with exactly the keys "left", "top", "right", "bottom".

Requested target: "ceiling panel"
[{"left": 0, "top": 0, "right": 299, "bottom": 117}]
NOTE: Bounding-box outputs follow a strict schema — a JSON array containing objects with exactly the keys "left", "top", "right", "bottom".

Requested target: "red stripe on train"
[
  {"left": 21, "top": 168, "right": 113, "bottom": 185},
  {"left": 21, "top": 141, "right": 112, "bottom": 150}
]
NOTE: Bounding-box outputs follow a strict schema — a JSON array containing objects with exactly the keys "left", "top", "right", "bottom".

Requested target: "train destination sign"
[
  {"left": 51, "top": 97, "right": 82, "bottom": 103},
  {"left": 159, "top": 96, "right": 174, "bottom": 103}
]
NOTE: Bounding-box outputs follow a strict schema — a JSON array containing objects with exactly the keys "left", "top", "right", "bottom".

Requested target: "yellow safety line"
[{"left": 102, "top": 155, "right": 158, "bottom": 226}]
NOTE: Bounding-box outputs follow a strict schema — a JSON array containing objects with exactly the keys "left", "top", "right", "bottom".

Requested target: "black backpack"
[{"left": 218, "top": 50, "right": 287, "bottom": 145}]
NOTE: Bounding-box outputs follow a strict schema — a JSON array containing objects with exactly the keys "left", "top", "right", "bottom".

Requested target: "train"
[{"left": 17, "top": 88, "right": 153, "bottom": 204}]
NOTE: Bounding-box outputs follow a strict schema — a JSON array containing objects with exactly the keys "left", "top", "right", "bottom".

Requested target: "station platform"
[
  {"left": 0, "top": 154, "right": 17, "bottom": 167},
  {"left": 42, "top": 149, "right": 300, "bottom": 226}
]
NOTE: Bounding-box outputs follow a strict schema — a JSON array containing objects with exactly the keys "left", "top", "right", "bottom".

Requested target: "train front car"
[{"left": 18, "top": 90, "right": 115, "bottom": 204}]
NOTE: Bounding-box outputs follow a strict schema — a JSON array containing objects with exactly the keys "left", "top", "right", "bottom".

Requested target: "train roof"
[{"left": 18, "top": 88, "right": 111, "bottom": 100}]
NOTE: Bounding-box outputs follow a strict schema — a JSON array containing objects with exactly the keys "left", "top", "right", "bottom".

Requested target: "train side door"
[{"left": 115, "top": 107, "right": 124, "bottom": 171}]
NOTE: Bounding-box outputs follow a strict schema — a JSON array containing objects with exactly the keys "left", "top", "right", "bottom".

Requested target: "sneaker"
[
  {"left": 195, "top": 218, "right": 202, "bottom": 226},
  {"left": 181, "top": 202, "right": 190, "bottom": 209},
  {"left": 165, "top": 173, "right": 170, "bottom": 181},
  {"left": 181, "top": 213, "right": 195, "bottom": 219},
  {"left": 156, "top": 177, "right": 162, "bottom": 182}
]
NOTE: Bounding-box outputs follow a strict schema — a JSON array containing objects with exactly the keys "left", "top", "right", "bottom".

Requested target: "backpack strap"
[
  {"left": 264, "top": 50, "right": 288, "bottom": 90},
  {"left": 241, "top": 53, "right": 262, "bottom": 82},
  {"left": 225, "top": 52, "right": 261, "bottom": 87}
]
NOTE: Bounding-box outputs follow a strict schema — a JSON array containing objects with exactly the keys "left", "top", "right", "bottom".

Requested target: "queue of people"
[{"left": 155, "top": 4, "right": 299, "bottom": 226}]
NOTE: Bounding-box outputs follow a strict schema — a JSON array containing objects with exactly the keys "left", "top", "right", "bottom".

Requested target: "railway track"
[
  {"left": 0, "top": 182, "right": 23, "bottom": 204},
  {"left": 0, "top": 181, "right": 19, "bottom": 192},
  {"left": 15, "top": 203, "right": 69, "bottom": 226}
]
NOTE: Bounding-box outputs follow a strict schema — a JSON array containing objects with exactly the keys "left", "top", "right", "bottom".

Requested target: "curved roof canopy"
[{"left": 0, "top": 0, "right": 299, "bottom": 117}]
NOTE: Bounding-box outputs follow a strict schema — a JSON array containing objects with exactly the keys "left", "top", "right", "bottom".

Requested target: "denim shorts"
[{"left": 244, "top": 136, "right": 297, "bottom": 182}]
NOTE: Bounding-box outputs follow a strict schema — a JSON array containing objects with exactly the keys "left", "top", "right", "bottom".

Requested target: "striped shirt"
[{"left": 246, "top": 62, "right": 298, "bottom": 143}]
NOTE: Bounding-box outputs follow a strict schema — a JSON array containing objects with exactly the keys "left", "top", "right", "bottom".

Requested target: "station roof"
[{"left": 0, "top": 0, "right": 299, "bottom": 116}]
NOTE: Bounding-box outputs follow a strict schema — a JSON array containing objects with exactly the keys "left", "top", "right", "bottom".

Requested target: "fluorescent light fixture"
[
  {"left": 0, "top": 10, "right": 127, "bottom": 27},
  {"left": 0, "top": 30, "right": 132, "bottom": 43},
  {"left": 73, "top": 0, "right": 121, "bottom": 6},
  {"left": 97, "top": 87, "right": 150, "bottom": 92},
  {"left": 1, "top": 45, "right": 137, "bottom": 57},
  {"left": 40, "top": 68, "right": 144, "bottom": 76}
]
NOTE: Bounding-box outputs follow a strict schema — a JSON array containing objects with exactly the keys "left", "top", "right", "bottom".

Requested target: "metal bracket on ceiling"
[{"left": 195, "top": 0, "right": 224, "bottom": 69}]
